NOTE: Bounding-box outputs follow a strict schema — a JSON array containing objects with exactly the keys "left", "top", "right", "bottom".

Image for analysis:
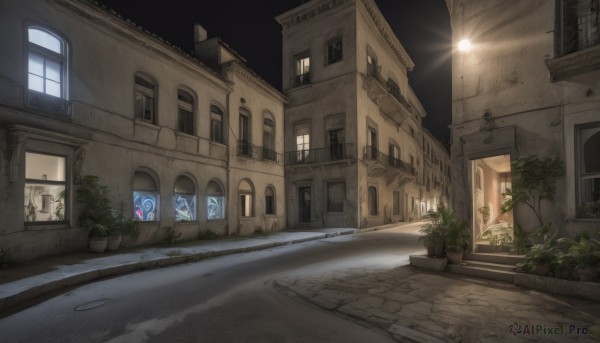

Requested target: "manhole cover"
[{"left": 74, "top": 298, "right": 111, "bottom": 311}]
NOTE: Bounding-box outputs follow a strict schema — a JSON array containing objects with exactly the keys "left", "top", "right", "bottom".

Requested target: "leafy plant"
[
  {"left": 54, "top": 190, "right": 65, "bottom": 221},
  {"left": 579, "top": 200, "right": 600, "bottom": 219},
  {"left": 512, "top": 223, "right": 527, "bottom": 254},
  {"left": 76, "top": 175, "right": 113, "bottom": 238},
  {"left": 420, "top": 204, "right": 469, "bottom": 254},
  {"left": 501, "top": 156, "right": 563, "bottom": 228},
  {"left": 558, "top": 232, "right": 600, "bottom": 269},
  {"left": 552, "top": 252, "right": 578, "bottom": 280},
  {"left": 111, "top": 209, "right": 140, "bottom": 238},
  {"left": 481, "top": 224, "right": 513, "bottom": 251},
  {"left": 523, "top": 229, "right": 560, "bottom": 271}
]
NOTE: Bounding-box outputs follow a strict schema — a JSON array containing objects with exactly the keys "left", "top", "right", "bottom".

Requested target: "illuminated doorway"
[{"left": 471, "top": 155, "right": 513, "bottom": 250}]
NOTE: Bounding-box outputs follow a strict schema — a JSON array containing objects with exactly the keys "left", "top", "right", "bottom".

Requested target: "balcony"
[
  {"left": 363, "top": 69, "right": 412, "bottom": 126},
  {"left": 237, "top": 141, "right": 281, "bottom": 163},
  {"left": 284, "top": 143, "right": 354, "bottom": 167},
  {"left": 294, "top": 72, "right": 310, "bottom": 87},
  {"left": 363, "top": 146, "right": 416, "bottom": 186}
]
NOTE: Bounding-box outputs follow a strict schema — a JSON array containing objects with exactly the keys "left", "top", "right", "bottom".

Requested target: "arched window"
[
  {"left": 28, "top": 27, "right": 66, "bottom": 99},
  {"left": 210, "top": 105, "right": 224, "bottom": 143},
  {"left": 263, "top": 117, "right": 276, "bottom": 161},
  {"left": 206, "top": 180, "right": 225, "bottom": 220},
  {"left": 239, "top": 179, "right": 253, "bottom": 217},
  {"left": 578, "top": 123, "right": 600, "bottom": 218},
  {"left": 368, "top": 186, "right": 378, "bottom": 215},
  {"left": 174, "top": 175, "right": 196, "bottom": 222},
  {"left": 265, "top": 186, "right": 275, "bottom": 215},
  {"left": 134, "top": 73, "right": 157, "bottom": 124},
  {"left": 133, "top": 171, "right": 159, "bottom": 221},
  {"left": 177, "top": 89, "right": 194, "bottom": 135}
]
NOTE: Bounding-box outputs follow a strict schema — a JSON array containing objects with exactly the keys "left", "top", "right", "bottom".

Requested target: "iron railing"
[
  {"left": 237, "top": 141, "right": 281, "bottom": 163},
  {"left": 284, "top": 143, "right": 354, "bottom": 166},
  {"left": 363, "top": 146, "right": 415, "bottom": 175},
  {"left": 294, "top": 72, "right": 310, "bottom": 86}
]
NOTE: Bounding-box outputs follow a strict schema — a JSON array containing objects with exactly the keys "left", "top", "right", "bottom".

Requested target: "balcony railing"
[
  {"left": 363, "top": 146, "right": 415, "bottom": 175},
  {"left": 294, "top": 72, "right": 310, "bottom": 87},
  {"left": 237, "top": 141, "right": 281, "bottom": 162},
  {"left": 284, "top": 143, "right": 354, "bottom": 166}
]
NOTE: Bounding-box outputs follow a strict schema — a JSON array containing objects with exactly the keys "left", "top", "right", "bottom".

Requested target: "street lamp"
[{"left": 458, "top": 39, "right": 472, "bottom": 52}]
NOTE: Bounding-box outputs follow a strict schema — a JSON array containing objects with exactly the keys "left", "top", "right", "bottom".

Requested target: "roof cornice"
[{"left": 275, "top": 0, "right": 351, "bottom": 29}]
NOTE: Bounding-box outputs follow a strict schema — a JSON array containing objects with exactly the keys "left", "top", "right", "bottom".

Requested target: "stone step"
[
  {"left": 447, "top": 263, "right": 515, "bottom": 283},
  {"left": 464, "top": 252, "right": 525, "bottom": 265},
  {"left": 475, "top": 243, "right": 510, "bottom": 254},
  {"left": 461, "top": 260, "right": 516, "bottom": 272}
]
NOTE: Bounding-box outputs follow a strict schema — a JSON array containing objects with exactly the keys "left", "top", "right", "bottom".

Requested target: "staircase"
[{"left": 446, "top": 251, "right": 525, "bottom": 283}]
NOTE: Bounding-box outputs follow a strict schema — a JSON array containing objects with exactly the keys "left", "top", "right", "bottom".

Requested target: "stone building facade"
[
  {"left": 0, "top": 0, "right": 286, "bottom": 261},
  {"left": 277, "top": 0, "right": 450, "bottom": 229},
  {"left": 447, "top": 0, "right": 600, "bottom": 245}
]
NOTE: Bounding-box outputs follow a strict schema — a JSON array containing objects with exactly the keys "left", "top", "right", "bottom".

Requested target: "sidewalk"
[
  {"left": 0, "top": 228, "right": 357, "bottom": 313},
  {"left": 275, "top": 265, "right": 600, "bottom": 342}
]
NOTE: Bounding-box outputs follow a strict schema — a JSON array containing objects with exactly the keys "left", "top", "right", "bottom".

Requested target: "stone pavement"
[
  {"left": 275, "top": 266, "right": 600, "bottom": 342},
  {"left": 0, "top": 228, "right": 357, "bottom": 313}
]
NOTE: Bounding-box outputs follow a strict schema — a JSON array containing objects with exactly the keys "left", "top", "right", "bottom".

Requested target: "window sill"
[
  {"left": 174, "top": 220, "right": 199, "bottom": 225},
  {"left": 134, "top": 118, "right": 159, "bottom": 128},
  {"left": 546, "top": 44, "right": 600, "bottom": 81},
  {"left": 175, "top": 131, "right": 197, "bottom": 139},
  {"left": 209, "top": 140, "right": 228, "bottom": 147},
  {"left": 25, "top": 222, "right": 71, "bottom": 230},
  {"left": 26, "top": 90, "right": 71, "bottom": 117}
]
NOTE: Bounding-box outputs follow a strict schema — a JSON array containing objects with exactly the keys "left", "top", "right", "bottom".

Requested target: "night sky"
[{"left": 100, "top": 0, "right": 452, "bottom": 143}]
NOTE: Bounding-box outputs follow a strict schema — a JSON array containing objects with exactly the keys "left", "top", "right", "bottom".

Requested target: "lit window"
[
  {"left": 177, "top": 89, "right": 194, "bottom": 135},
  {"left": 133, "top": 171, "right": 159, "bottom": 221},
  {"left": 174, "top": 176, "right": 196, "bottom": 222},
  {"left": 24, "top": 152, "right": 67, "bottom": 223},
  {"left": 239, "top": 179, "right": 253, "bottom": 217},
  {"left": 210, "top": 105, "right": 224, "bottom": 143},
  {"left": 577, "top": 122, "right": 600, "bottom": 218},
  {"left": 327, "top": 36, "right": 343, "bottom": 64},
  {"left": 296, "top": 133, "right": 310, "bottom": 163},
  {"left": 294, "top": 53, "right": 310, "bottom": 86},
  {"left": 327, "top": 182, "right": 345, "bottom": 212},
  {"left": 134, "top": 75, "right": 156, "bottom": 124},
  {"left": 265, "top": 186, "right": 275, "bottom": 215},
  {"left": 207, "top": 181, "right": 225, "bottom": 220},
  {"left": 28, "top": 27, "right": 65, "bottom": 98}
]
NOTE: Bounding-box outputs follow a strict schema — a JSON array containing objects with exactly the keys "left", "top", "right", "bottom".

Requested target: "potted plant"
[
  {"left": 552, "top": 252, "right": 577, "bottom": 280},
  {"left": 444, "top": 210, "right": 470, "bottom": 264},
  {"left": 421, "top": 206, "right": 450, "bottom": 258},
  {"left": 76, "top": 175, "right": 114, "bottom": 253},
  {"left": 523, "top": 230, "right": 559, "bottom": 276},
  {"left": 558, "top": 232, "right": 600, "bottom": 282},
  {"left": 106, "top": 209, "right": 141, "bottom": 251}
]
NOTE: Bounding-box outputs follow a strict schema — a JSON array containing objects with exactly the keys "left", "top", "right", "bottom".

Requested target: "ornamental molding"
[
  {"left": 276, "top": 0, "right": 350, "bottom": 29},
  {"left": 223, "top": 62, "right": 287, "bottom": 103},
  {"left": 358, "top": 0, "right": 414, "bottom": 70}
]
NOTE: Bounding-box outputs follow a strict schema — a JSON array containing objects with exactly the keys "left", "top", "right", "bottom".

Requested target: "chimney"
[{"left": 194, "top": 23, "right": 207, "bottom": 43}]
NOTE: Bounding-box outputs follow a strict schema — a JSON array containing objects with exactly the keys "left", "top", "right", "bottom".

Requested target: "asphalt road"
[{"left": 0, "top": 223, "right": 425, "bottom": 342}]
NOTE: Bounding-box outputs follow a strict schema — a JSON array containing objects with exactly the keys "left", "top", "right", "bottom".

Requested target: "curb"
[{"left": 0, "top": 230, "right": 354, "bottom": 313}]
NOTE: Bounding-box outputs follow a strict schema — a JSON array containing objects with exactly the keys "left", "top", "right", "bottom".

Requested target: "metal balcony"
[
  {"left": 363, "top": 68, "right": 412, "bottom": 126},
  {"left": 237, "top": 141, "right": 281, "bottom": 163},
  {"left": 363, "top": 146, "right": 416, "bottom": 186},
  {"left": 284, "top": 143, "right": 354, "bottom": 166}
]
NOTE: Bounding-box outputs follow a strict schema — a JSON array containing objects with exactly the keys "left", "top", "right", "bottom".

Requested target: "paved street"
[{"left": 1, "top": 223, "right": 599, "bottom": 342}]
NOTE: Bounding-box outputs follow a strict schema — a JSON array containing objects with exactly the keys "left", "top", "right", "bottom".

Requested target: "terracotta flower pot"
[{"left": 446, "top": 250, "right": 463, "bottom": 264}]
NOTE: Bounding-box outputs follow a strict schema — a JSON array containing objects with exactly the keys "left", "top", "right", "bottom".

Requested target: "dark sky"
[{"left": 100, "top": 0, "right": 452, "bottom": 143}]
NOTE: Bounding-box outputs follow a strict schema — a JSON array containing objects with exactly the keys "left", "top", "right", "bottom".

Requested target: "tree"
[{"left": 501, "top": 156, "right": 563, "bottom": 228}]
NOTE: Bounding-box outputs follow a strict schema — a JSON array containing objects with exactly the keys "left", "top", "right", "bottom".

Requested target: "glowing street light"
[{"left": 458, "top": 39, "right": 472, "bottom": 52}]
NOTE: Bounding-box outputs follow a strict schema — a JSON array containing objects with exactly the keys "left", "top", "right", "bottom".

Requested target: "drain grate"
[{"left": 74, "top": 298, "right": 111, "bottom": 311}]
